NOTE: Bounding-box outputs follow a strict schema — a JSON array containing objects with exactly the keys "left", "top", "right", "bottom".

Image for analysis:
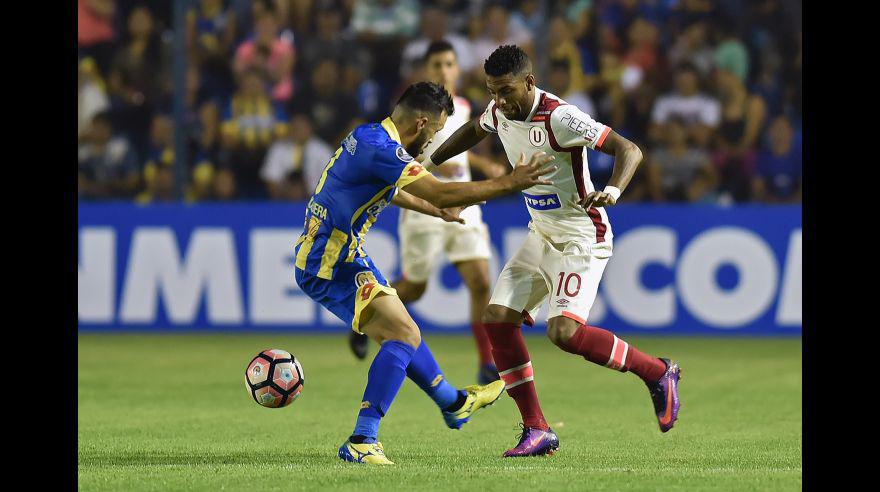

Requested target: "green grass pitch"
[{"left": 78, "top": 333, "right": 801, "bottom": 491}]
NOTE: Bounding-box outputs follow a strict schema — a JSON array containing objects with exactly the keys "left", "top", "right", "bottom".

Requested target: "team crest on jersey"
[
  {"left": 343, "top": 133, "right": 358, "bottom": 155},
  {"left": 529, "top": 127, "right": 547, "bottom": 147},
  {"left": 396, "top": 146, "right": 414, "bottom": 162},
  {"left": 355, "top": 271, "right": 377, "bottom": 288},
  {"left": 523, "top": 192, "right": 561, "bottom": 210}
]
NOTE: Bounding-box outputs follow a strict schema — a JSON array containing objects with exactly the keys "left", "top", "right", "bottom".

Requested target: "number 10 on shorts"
[{"left": 555, "top": 272, "right": 582, "bottom": 297}]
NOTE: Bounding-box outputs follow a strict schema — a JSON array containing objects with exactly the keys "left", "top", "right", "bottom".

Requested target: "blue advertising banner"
[{"left": 78, "top": 201, "right": 801, "bottom": 335}]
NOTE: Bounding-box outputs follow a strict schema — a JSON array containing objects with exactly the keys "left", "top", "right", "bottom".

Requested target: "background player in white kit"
[
  {"left": 348, "top": 41, "right": 509, "bottom": 385},
  {"left": 425, "top": 45, "right": 683, "bottom": 457}
]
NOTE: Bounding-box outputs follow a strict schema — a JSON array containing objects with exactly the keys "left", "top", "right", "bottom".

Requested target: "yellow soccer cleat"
[
  {"left": 337, "top": 440, "right": 395, "bottom": 465},
  {"left": 442, "top": 380, "right": 506, "bottom": 429}
]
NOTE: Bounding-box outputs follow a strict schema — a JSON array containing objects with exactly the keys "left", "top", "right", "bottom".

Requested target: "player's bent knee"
[
  {"left": 482, "top": 304, "right": 522, "bottom": 325},
  {"left": 546, "top": 317, "right": 579, "bottom": 347},
  {"left": 389, "top": 322, "right": 421, "bottom": 348}
]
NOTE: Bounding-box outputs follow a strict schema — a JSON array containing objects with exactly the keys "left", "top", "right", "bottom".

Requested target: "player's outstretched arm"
[
  {"left": 580, "top": 130, "right": 643, "bottom": 209},
  {"left": 404, "top": 152, "right": 556, "bottom": 209},
  {"left": 425, "top": 119, "right": 489, "bottom": 170},
  {"left": 391, "top": 189, "right": 465, "bottom": 224}
]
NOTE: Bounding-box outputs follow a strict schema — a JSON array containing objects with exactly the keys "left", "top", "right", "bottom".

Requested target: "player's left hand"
[
  {"left": 578, "top": 191, "right": 617, "bottom": 209},
  {"left": 439, "top": 207, "right": 466, "bottom": 224}
]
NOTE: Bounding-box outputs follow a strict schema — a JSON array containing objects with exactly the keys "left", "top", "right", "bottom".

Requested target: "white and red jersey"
[
  {"left": 422, "top": 95, "right": 472, "bottom": 183},
  {"left": 479, "top": 88, "right": 614, "bottom": 249},
  {"left": 404, "top": 95, "right": 483, "bottom": 226}
]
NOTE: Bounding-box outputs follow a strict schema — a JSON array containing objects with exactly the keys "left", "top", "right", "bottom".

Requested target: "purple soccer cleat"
[
  {"left": 502, "top": 425, "right": 560, "bottom": 457},
  {"left": 646, "top": 358, "right": 682, "bottom": 432}
]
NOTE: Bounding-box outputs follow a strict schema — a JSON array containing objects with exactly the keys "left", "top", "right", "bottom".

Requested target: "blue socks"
[
  {"left": 406, "top": 341, "right": 463, "bottom": 410},
  {"left": 352, "top": 340, "right": 415, "bottom": 442}
]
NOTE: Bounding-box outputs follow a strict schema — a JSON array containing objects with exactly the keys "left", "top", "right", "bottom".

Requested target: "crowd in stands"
[{"left": 78, "top": 0, "right": 802, "bottom": 204}]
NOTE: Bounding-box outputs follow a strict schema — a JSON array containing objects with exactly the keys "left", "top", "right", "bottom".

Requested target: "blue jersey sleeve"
[{"left": 370, "top": 144, "right": 429, "bottom": 188}]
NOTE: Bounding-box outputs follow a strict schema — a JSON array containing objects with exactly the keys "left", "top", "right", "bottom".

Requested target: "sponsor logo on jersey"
[
  {"left": 396, "top": 146, "right": 414, "bottom": 162},
  {"left": 366, "top": 199, "right": 390, "bottom": 217},
  {"left": 355, "top": 271, "right": 377, "bottom": 288},
  {"left": 529, "top": 126, "right": 547, "bottom": 147},
  {"left": 523, "top": 192, "right": 562, "bottom": 210},
  {"left": 405, "top": 163, "right": 424, "bottom": 176}
]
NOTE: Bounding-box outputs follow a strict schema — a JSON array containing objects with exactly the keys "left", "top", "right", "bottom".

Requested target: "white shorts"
[
  {"left": 399, "top": 206, "right": 491, "bottom": 283},
  {"left": 489, "top": 229, "right": 611, "bottom": 325}
]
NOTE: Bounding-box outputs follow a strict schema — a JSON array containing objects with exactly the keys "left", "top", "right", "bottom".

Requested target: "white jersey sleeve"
[
  {"left": 549, "top": 105, "right": 612, "bottom": 151},
  {"left": 478, "top": 100, "right": 499, "bottom": 133}
]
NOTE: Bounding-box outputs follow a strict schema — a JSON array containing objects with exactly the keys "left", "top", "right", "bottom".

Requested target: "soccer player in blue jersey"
[{"left": 294, "top": 81, "right": 555, "bottom": 464}]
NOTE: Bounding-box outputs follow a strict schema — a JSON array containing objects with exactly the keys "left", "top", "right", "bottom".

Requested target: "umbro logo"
[{"left": 557, "top": 299, "right": 570, "bottom": 306}]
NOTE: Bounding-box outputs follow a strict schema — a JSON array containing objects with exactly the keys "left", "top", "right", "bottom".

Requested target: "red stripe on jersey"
[
  {"left": 491, "top": 104, "right": 498, "bottom": 130},
  {"left": 595, "top": 126, "right": 611, "bottom": 150},
  {"left": 542, "top": 94, "right": 607, "bottom": 243},
  {"left": 588, "top": 207, "right": 607, "bottom": 243}
]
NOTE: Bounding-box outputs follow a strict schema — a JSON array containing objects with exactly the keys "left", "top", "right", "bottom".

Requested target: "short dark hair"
[
  {"left": 423, "top": 40, "right": 456, "bottom": 63},
  {"left": 396, "top": 81, "right": 454, "bottom": 117},
  {"left": 484, "top": 44, "right": 531, "bottom": 77}
]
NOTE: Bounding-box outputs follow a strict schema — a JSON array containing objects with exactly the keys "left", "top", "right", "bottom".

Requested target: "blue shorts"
[{"left": 294, "top": 255, "right": 397, "bottom": 333}]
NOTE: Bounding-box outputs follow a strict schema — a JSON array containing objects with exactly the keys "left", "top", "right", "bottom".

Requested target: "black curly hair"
[
  {"left": 484, "top": 44, "right": 532, "bottom": 77},
  {"left": 396, "top": 81, "right": 455, "bottom": 117}
]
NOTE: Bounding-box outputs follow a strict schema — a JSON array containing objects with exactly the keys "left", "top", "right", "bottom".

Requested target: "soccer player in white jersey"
[
  {"left": 348, "top": 41, "right": 508, "bottom": 385},
  {"left": 424, "top": 45, "right": 683, "bottom": 457}
]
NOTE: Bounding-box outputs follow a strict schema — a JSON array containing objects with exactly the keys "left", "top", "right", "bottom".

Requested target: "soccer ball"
[{"left": 245, "top": 349, "right": 304, "bottom": 408}]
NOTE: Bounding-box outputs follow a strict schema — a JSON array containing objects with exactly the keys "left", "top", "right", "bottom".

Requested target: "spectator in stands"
[
  {"left": 646, "top": 117, "right": 718, "bottom": 203},
  {"left": 667, "top": 20, "right": 715, "bottom": 78},
  {"left": 136, "top": 114, "right": 177, "bottom": 203},
  {"left": 234, "top": 6, "right": 295, "bottom": 103},
  {"left": 219, "top": 68, "right": 289, "bottom": 199},
  {"left": 107, "top": 5, "right": 167, "bottom": 161},
  {"left": 752, "top": 115, "right": 801, "bottom": 203},
  {"left": 510, "top": 0, "right": 545, "bottom": 36},
  {"left": 351, "top": 0, "right": 420, "bottom": 40},
  {"left": 186, "top": 0, "right": 237, "bottom": 100},
  {"left": 399, "top": 7, "right": 474, "bottom": 81},
  {"left": 289, "top": 58, "right": 361, "bottom": 146},
  {"left": 623, "top": 17, "right": 661, "bottom": 75},
  {"left": 78, "top": 112, "right": 141, "bottom": 200},
  {"left": 472, "top": 3, "right": 535, "bottom": 66},
  {"left": 547, "top": 16, "right": 587, "bottom": 95},
  {"left": 712, "top": 67, "right": 766, "bottom": 202},
  {"left": 351, "top": 0, "right": 421, "bottom": 111},
  {"left": 78, "top": 58, "right": 110, "bottom": 138},
  {"left": 546, "top": 59, "right": 596, "bottom": 117},
  {"left": 713, "top": 16, "right": 750, "bottom": 84},
  {"left": 260, "top": 114, "right": 334, "bottom": 200},
  {"left": 78, "top": 0, "right": 116, "bottom": 75},
  {"left": 299, "top": 5, "right": 372, "bottom": 83},
  {"left": 649, "top": 62, "right": 720, "bottom": 147}
]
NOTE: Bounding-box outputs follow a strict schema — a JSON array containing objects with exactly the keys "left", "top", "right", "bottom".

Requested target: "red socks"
[
  {"left": 471, "top": 323, "right": 495, "bottom": 366},
  {"left": 563, "top": 324, "right": 667, "bottom": 383},
  {"left": 484, "top": 322, "right": 549, "bottom": 430}
]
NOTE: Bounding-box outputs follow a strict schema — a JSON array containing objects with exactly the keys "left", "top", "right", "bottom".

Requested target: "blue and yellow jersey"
[{"left": 294, "top": 117, "right": 430, "bottom": 280}]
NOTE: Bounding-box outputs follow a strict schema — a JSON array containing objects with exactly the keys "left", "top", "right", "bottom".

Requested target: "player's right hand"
[{"left": 508, "top": 152, "right": 556, "bottom": 191}]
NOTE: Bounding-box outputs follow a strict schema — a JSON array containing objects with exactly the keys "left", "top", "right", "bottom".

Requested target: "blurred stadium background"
[{"left": 78, "top": 1, "right": 801, "bottom": 489}]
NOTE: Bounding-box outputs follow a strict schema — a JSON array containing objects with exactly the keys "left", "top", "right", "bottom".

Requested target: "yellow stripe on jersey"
[
  {"left": 295, "top": 216, "right": 322, "bottom": 269},
  {"left": 314, "top": 147, "right": 343, "bottom": 195},
  {"left": 318, "top": 228, "right": 349, "bottom": 279},
  {"left": 380, "top": 117, "right": 402, "bottom": 144},
  {"left": 395, "top": 162, "right": 430, "bottom": 188},
  {"left": 345, "top": 185, "right": 393, "bottom": 262}
]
